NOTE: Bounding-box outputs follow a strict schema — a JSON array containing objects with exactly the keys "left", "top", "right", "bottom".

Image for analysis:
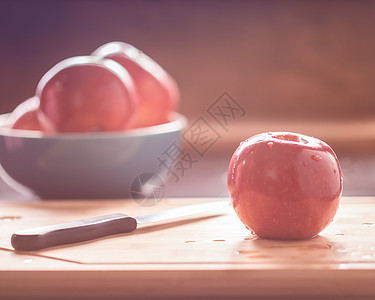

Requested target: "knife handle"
[{"left": 11, "top": 213, "right": 137, "bottom": 251}]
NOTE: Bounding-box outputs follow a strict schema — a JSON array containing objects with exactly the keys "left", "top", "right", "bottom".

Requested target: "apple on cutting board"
[{"left": 228, "top": 132, "right": 344, "bottom": 240}]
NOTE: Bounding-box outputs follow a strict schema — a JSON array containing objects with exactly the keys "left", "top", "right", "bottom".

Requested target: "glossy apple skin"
[
  {"left": 93, "top": 42, "right": 179, "bottom": 128},
  {"left": 36, "top": 56, "right": 138, "bottom": 133},
  {"left": 227, "top": 132, "right": 343, "bottom": 240},
  {"left": 9, "top": 96, "right": 42, "bottom": 131}
]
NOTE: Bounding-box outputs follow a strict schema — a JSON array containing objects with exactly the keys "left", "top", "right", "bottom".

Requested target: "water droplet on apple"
[
  {"left": 267, "top": 142, "right": 274, "bottom": 148},
  {"left": 333, "top": 169, "right": 337, "bottom": 174},
  {"left": 302, "top": 161, "right": 307, "bottom": 167},
  {"left": 311, "top": 154, "right": 322, "bottom": 162}
]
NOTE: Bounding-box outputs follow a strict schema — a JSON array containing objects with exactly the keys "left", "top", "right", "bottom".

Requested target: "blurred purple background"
[{"left": 1, "top": 0, "right": 375, "bottom": 121}]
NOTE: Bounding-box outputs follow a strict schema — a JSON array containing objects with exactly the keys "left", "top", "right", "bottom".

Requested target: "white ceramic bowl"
[{"left": 0, "top": 113, "right": 186, "bottom": 199}]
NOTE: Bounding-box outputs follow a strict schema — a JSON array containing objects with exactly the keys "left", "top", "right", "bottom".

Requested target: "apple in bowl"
[
  {"left": 227, "top": 132, "right": 343, "bottom": 240},
  {"left": 36, "top": 56, "right": 138, "bottom": 133},
  {"left": 8, "top": 96, "right": 42, "bottom": 131},
  {"left": 0, "top": 47, "right": 184, "bottom": 199},
  {"left": 93, "top": 41, "right": 179, "bottom": 128}
]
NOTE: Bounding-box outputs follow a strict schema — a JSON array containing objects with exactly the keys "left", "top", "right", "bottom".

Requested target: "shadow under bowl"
[{"left": 0, "top": 113, "right": 186, "bottom": 199}]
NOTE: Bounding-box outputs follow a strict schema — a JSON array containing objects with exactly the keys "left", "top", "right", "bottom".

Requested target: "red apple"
[
  {"left": 9, "top": 96, "right": 42, "bottom": 131},
  {"left": 227, "top": 132, "right": 343, "bottom": 240},
  {"left": 36, "top": 56, "right": 138, "bottom": 133},
  {"left": 92, "top": 42, "right": 179, "bottom": 127}
]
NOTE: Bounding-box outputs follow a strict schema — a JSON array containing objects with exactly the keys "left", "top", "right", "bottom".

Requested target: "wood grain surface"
[{"left": 0, "top": 197, "right": 375, "bottom": 299}]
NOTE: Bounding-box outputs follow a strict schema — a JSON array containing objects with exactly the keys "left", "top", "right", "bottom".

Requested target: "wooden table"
[{"left": 0, "top": 197, "right": 375, "bottom": 299}]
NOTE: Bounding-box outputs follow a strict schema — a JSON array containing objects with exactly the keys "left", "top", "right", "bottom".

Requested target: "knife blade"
[{"left": 11, "top": 200, "right": 229, "bottom": 251}]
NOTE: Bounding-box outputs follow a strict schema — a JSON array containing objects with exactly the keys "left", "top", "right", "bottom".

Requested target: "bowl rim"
[{"left": 0, "top": 112, "right": 187, "bottom": 139}]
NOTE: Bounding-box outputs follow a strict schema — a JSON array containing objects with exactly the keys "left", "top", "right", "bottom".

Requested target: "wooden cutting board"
[{"left": 0, "top": 197, "right": 375, "bottom": 299}]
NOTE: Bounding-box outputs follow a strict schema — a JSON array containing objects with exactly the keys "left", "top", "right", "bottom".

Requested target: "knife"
[{"left": 11, "top": 200, "right": 229, "bottom": 251}]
